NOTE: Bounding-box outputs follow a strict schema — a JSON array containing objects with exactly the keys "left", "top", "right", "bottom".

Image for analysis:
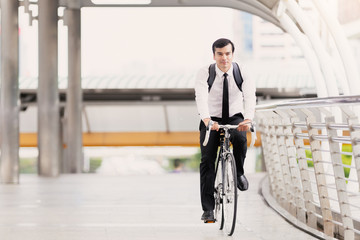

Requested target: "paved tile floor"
[{"left": 0, "top": 172, "right": 318, "bottom": 240}]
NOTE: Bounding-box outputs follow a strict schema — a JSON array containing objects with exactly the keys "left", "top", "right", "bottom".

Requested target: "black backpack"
[{"left": 207, "top": 62, "right": 243, "bottom": 92}]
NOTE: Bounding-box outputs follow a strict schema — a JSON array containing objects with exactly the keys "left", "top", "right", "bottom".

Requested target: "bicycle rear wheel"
[
  {"left": 214, "top": 159, "right": 224, "bottom": 229},
  {"left": 223, "top": 153, "right": 237, "bottom": 236}
]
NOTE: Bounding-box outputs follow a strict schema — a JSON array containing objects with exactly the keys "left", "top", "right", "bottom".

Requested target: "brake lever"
[
  {"left": 250, "top": 122, "right": 256, "bottom": 147},
  {"left": 203, "top": 120, "right": 214, "bottom": 146},
  {"left": 250, "top": 122, "right": 255, "bottom": 132}
]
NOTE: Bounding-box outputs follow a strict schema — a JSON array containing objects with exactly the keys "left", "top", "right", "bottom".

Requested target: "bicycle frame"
[{"left": 216, "top": 127, "right": 233, "bottom": 193}]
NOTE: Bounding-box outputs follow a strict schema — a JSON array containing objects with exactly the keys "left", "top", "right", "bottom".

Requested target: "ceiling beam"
[{"left": 59, "top": 0, "right": 281, "bottom": 28}]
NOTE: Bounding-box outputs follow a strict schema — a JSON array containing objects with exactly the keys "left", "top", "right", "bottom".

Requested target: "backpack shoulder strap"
[
  {"left": 232, "top": 62, "right": 243, "bottom": 92},
  {"left": 207, "top": 63, "right": 216, "bottom": 92}
]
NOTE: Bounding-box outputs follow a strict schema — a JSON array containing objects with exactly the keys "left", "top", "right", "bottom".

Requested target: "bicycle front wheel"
[
  {"left": 214, "top": 158, "right": 224, "bottom": 229},
  {"left": 223, "top": 153, "right": 237, "bottom": 236}
]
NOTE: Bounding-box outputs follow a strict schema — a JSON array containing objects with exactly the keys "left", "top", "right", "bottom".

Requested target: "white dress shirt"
[{"left": 195, "top": 63, "right": 256, "bottom": 121}]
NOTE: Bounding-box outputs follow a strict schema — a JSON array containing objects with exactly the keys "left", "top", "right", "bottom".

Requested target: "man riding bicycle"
[{"left": 195, "top": 38, "right": 256, "bottom": 222}]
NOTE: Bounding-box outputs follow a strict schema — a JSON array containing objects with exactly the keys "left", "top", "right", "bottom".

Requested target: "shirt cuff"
[{"left": 244, "top": 113, "right": 254, "bottom": 121}]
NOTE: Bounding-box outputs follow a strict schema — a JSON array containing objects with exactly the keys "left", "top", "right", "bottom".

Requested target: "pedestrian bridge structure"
[{"left": 1, "top": 0, "right": 360, "bottom": 239}]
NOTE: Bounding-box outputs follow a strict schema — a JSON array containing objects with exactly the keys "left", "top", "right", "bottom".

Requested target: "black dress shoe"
[
  {"left": 237, "top": 175, "right": 249, "bottom": 191},
  {"left": 201, "top": 210, "right": 215, "bottom": 222}
]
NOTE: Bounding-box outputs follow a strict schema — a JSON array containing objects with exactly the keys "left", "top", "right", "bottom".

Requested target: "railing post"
[
  {"left": 342, "top": 106, "right": 360, "bottom": 190},
  {"left": 267, "top": 113, "right": 288, "bottom": 208},
  {"left": 258, "top": 116, "right": 275, "bottom": 188},
  {"left": 279, "top": 110, "right": 307, "bottom": 223},
  {"left": 324, "top": 112, "right": 354, "bottom": 239},
  {"left": 289, "top": 110, "right": 317, "bottom": 228},
  {"left": 258, "top": 114, "right": 277, "bottom": 194},
  {"left": 259, "top": 113, "right": 285, "bottom": 206},
  {"left": 302, "top": 108, "right": 334, "bottom": 237},
  {"left": 275, "top": 111, "right": 296, "bottom": 215}
]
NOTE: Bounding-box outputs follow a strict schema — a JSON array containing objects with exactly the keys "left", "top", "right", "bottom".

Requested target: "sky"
[
  {"left": 19, "top": 7, "right": 238, "bottom": 77},
  {"left": 81, "top": 7, "right": 235, "bottom": 76}
]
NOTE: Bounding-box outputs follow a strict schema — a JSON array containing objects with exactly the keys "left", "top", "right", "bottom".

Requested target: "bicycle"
[{"left": 203, "top": 120, "right": 255, "bottom": 236}]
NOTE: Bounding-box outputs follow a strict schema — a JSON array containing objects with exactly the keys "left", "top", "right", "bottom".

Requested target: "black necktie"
[{"left": 222, "top": 73, "right": 229, "bottom": 124}]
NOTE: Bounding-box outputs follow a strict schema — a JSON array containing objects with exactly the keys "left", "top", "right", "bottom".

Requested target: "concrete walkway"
[{"left": 0, "top": 172, "right": 318, "bottom": 240}]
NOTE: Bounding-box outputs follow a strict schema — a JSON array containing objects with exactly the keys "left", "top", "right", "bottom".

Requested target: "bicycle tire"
[
  {"left": 214, "top": 158, "right": 224, "bottom": 230},
  {"left": 223, "top": 153, "right": 237, "bottom": 236}
]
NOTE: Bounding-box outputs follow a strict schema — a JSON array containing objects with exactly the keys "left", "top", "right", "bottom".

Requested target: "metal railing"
[{"left": 256, "top": 95, "right": 360, "bottom": 240}]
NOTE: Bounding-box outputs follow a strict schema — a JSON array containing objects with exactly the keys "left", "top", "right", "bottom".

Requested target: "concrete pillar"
[
  {"left": 38, "top": 0, "right": 60, "bottom": 177},
  {"left": 0, "top": 0, "right": 20, "bottom": 183},
  {"left": 65, "top": 8, "right": 83, "bottom": 173}
]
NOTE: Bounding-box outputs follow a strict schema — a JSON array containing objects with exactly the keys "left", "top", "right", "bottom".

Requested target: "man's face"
[{"left": 213, "top": 44, "right": 234, "bottom": 72}]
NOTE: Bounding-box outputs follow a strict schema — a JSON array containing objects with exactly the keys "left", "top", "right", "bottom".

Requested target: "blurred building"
[
  {"left": 249, "top": 0, "right": 318, "bottom": 61},
  {"left": 338, "top": 0, "right": 360, "bottom": 69}
]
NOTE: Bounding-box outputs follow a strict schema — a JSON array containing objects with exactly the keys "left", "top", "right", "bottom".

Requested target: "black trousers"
[{"left": 199, "top": 113, "right": 247, "bottom": 211}]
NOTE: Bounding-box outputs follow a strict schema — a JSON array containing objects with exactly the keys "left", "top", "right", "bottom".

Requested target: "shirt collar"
[{"left": 215, "top": 63, "right": 233, "bottom": 78}]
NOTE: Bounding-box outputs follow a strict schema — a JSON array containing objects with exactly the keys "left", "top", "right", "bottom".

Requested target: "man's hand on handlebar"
[
  {"left": 203, "top": 118, "right": 219, "bottom": 131},
  {"left": 237, "top": 119, "right": 252, "bottom": 132},
  {"left": 202, "top": 118, "right": 255, "bottom": 146}
]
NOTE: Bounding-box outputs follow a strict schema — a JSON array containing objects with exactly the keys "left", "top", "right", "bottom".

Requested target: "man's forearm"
[{"left": 202, "top": 118, "right": 211, "bottom": 126}]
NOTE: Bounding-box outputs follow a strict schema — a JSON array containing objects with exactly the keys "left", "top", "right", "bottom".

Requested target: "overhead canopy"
[
  {"left": 59, "top": 0, "right": 282, "bottom": 29},
  {"left": 57, "top": 0, "right": 359, "bottom": 97}
]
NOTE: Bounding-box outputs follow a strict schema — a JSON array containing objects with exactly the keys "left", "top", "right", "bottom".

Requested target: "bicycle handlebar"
[{"left": 202, "top": 120, "right": 255, "bottom": 147}]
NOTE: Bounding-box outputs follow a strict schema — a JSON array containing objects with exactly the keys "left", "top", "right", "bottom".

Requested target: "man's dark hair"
[{"left": 212, "top": 38, "right": 235, "bottom": 54}]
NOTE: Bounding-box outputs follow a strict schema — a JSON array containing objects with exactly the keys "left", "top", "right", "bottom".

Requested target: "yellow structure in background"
[{"left": 20, "top": 131, "right": 261, "bottom": 147}]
